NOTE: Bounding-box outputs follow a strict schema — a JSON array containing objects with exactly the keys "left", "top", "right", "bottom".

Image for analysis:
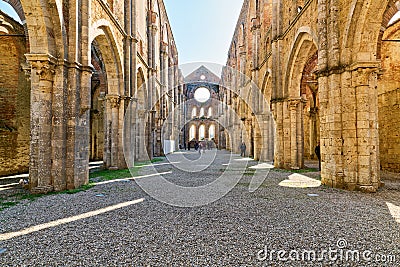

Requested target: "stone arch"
[
  {"left": 301, "top": 51, "right": 319, "bottom": 160},
  {"left": 3, "top": 0, "right": 67, "bottom": 58},
  {"left": 261, "top": 69, "right": 272, "bottom": 108},
  {"left": 89, "top": 41, "right": 107, "bottom": 162},
  {"left": 285, "top": 29, "right": 318, "bottom": 98},
  {"left": 136, "top": 67, "right": 147, "bottom": 110},
  {"left": 279, "top": 29, "right": 318, "bottom": 169},
  {"left": 90, "top": 23, "right": 123, "bottom": 96},
  {"left": 342, "top": 0, "right": 398, "bottom": 63},
  {"left": 18, "top": 0, "right": 64, "bottom": 55}
]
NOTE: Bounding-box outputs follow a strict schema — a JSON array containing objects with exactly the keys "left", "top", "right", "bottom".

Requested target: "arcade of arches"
[
  {"left": 0, "top": 0, "right": 399, "bottom": 194},
  {"left": 222, "top": 0, "right": 400, "bottom": 192},
  {"left": 0, "top": 0, "right": 182, "bottom": 193}
]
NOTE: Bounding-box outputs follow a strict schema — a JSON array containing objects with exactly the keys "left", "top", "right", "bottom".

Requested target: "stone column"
[
  {"left": 253, "top": 126, "right": 262, "bottom": 161},
  {"left": 77, "top": 65, "right": 93, "bottom": 187},
  {"left": 136, "top": 109, "right": 149, "bottom": 161},
  {"left": 147, "top": 11, "right": 158, "bottom": 159},
  {"left": 268, "top": 113, "right": 275, "bottom": 161},
  {"left": 289, "top": 99, "right": 299, "bottom": 169},
  {"left": 119, "top": 96, "right": 131, "bottom": 169},
  {"left": 126, "top": 97, "right": 137, "bottom": 166},
  {"left": 287, "top": 98, "right": 305, "bottom": 169},
  {"left": 272, "top": 101, "right": 284, "bottom": 168},
  {"left": 309, "top": 108, "right": 317, "bottom": 159},
  {"left": 26, "top": 54, "right": 57, "bottom": 193},
  {"left": 353, "top": 67, "right": 380, "bottom": 192},
  {"left": 106, "top": 95, "right": 121, "bottom": 169},
  {"left": 51, "top": 60, "right": 68, "bottom": 191},
  {"left": 160, "top": 42, "right": 168, "bottom": 119}
]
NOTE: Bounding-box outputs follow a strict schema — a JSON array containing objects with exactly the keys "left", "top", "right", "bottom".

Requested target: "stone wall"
[
  {"left": 379, "top": 20, "right": 400, "bottom": 172},
  {"left": 0, "top": 13, "right": 29, "bottom": 176},
  {"left": 0, "top": 0, "right": 182, "bottom": 193},
  {"left": 222, "top": 0, "right": 400, "bottom": 191}
]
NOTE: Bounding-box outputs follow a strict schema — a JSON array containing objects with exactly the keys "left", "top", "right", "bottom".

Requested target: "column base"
[{"left": 31, "top": 185, "right": 54, "bottom": 194}]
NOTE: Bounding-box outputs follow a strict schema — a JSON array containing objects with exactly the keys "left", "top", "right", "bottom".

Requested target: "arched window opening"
[
  {"left": 200, "top": 107, "right": 205, "bottom": 117},
  {"left": 189, "top": 125, "right": 196, "bottom": 141},
  {"left": 209, "top": 125, "right": 215, "bottom": 139},
  {"left": 199, "top": 125, "right": 206, "bottom": 140}
]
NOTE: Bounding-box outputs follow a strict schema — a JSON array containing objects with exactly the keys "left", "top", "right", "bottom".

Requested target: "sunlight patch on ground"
[
  {"left": 0, "top": 183, "right": 18, "bottom": 189},
  {"left": 139, "top": 162, "right": 180, "bottom": 168},
  {"left": 234, "top": 158, "right": 253, "bottom": 162},
  {"left": 0, "top": 198, "right": 145, "bottom": 241},
  {"left": 249, "top": 163, "right": 274, "bottom": 170},
  {"left": 386, "top": 202, "right": 400, "bottom": 224},
  {"left": 0, "top": 173, "right": 28, "bottom": 180},
  {"left": 279, "top": 173, "right": 321, "bottom": 188},
  {"left": 94, "top": 172, "right": 173, "bottom": 186}
]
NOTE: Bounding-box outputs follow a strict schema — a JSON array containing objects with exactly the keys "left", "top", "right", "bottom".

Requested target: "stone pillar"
[
  {"left": 353, "top": 67, "right": 380, "bottom": 192},
  {"left": 106, "top": 95, "right": 121, "bottom": 169},
  {"left": 77, "top": 65, "right": 94, "bottom": 187},
  {"left": 125, "top": 97, "right": 136, "bottom": 167},
  {"left": 289, "top": 99, "right": 299, "bottom": 169},
  {"left": 268, "top": 113, "right": 275, "bottom": 161},
  {"left": 253, "top": 126, "right": 262, "bottom": 161},
  {"left": 272, "top": 101, "right": 285, "bottom": 168},
  {"left": 26, "top": 54, "right": 57, "bottom": 193},
  {"left": 309, "top": 108, "right": 317, "bottom": 159},
  {"left": 136, "top": 109, "right": 149, "bottom": 161},
  {"left": 160, "top": 42, "right": 168, "bottom": 119},
  {"left": 168, "top": 61, "right": 174, "bottom": 141},
  {"left": 287, "top": 98, "right": 305, "bottom": 169},
  {"left": 320, "top": 65, "right": 380, "bottom": 192},
  {"left": 51, "top": 61, "right": 68, "bottom": 191},
  {"left": 147, "top": 11, "right": 158, "bottom": 159}
]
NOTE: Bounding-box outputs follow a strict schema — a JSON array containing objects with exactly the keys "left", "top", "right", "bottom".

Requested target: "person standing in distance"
[{"left": 240, "top": 142, "right": 246, "bottom": 157}]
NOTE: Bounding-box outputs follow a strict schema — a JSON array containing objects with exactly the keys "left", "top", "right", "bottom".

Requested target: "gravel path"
[{"left": 0, "top": 150, "right": 399, "bottom": 266}]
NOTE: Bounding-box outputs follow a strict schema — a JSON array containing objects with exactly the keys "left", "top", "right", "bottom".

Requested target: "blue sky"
[
  {"left": 0, "top": 1, "right": 21, "bottom": 22},
  {"left": 163, "top": 0, "right": 244, "bottom": 76},
  {"left": 0, "top": 0, "right": 244, "bottom": 76}
]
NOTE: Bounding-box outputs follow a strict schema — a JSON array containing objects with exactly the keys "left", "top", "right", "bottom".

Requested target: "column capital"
[
  {"left": 21, "top": 61, "right": 31, "bottom": 80},
  {"left": 288, "top": 98, "right": 302, "bottom": 110},
  {"left": 148, "top": 10, "right": 158, "bottom": 25},
  {"left": 138, "top": 109, "right": 148, "bottom": 118},
  {"left": 161, "top": 42, "right": 168, "bottom": 54},
  {"left": 106, "top": 95, "right": 121, "bottom": 108},
  {"left": 352, "top": 66, "right": 378, "bottom": 87},
  {"left": 25, "top": 53, "right": 57, "bottom": 82},
  {"left": 81, "top": 65, "right": 95, "bottom": 74},
  {"left": 251, "top": 17, "right": 261, "bottom": 32}
]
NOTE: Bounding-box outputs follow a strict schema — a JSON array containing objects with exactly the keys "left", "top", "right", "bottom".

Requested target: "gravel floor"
[{"left": 0, "top": 150, "right": 399, "bottom": 266}]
